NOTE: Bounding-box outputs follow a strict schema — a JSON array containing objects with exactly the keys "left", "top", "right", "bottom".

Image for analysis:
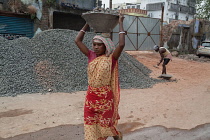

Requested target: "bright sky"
[{"left": 101, "top": 0, "right": 137, "bottom": 8}]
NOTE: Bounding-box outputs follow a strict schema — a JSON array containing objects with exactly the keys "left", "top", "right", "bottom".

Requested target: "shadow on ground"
[{"left": 2, "top": 123, "right": 210, "bottom": 140}]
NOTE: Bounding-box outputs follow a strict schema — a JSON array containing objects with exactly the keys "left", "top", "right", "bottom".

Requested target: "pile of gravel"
[{"left": 0, "top": 29, "right": 161, "bottom": 97}]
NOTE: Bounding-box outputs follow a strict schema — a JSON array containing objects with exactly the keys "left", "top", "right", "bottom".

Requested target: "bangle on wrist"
[
  {"left": 119, "top": 31, "right": 125, "bottom": 34},
  {"left": 80, "top": 30, "right": 86, "bottom": 33}
]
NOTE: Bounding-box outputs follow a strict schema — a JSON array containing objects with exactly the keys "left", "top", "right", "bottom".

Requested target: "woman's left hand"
[{"left": 119, "top": 14, "right": 125, "bottom": 23}]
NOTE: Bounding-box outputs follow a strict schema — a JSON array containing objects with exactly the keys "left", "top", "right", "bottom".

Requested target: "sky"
[{"left": 101, "top": 0, "right": 137, "bottom": 8}]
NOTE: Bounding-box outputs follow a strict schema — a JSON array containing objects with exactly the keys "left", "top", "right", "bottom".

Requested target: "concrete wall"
[{"left": 57, "top": 0, "right": 96, "bottom": 10}]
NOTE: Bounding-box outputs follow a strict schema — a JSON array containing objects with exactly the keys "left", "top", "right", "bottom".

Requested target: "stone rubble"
[
  {"left": 0, "top": 29, "right": 162, "bottom": 97},
  {"left": 178, "top": 54, "right": 210, "bottom": 62}
]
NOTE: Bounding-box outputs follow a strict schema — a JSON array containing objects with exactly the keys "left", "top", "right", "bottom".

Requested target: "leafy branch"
[
  {"left": 46, "top": 0, "right": 56, "bottom": 6},
  {"left": 196, "top": 0, "right": 210, "bottom": 20}
]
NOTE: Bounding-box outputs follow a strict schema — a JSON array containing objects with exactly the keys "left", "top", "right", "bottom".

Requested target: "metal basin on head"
[{"left": 82, "top": 12, "right": 119, "bottom": 33}]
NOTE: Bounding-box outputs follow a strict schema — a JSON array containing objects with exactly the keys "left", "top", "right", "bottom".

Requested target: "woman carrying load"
[{"left": 75, "top": 14, "right": 125, "bottom": 140}]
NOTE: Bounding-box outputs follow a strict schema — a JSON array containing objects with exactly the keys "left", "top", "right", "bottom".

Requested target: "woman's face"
[{"left": 92, "top": 41, "right": 106, "bottom": 56}]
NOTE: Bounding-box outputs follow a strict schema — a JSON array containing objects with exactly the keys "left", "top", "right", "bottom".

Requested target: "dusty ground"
[{"left": 0, "top": 51, "right": 210, "bottom": 139}]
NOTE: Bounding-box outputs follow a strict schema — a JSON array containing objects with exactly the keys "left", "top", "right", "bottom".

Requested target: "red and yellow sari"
[{"left": 84, "top": 52, "right": 120, "bottom": 140}]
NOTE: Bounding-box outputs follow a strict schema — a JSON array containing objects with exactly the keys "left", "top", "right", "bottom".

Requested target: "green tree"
[
  {"left": 46, "top": 0, "right": 56, "bottom": 6},
  {"left": 196, "top": 0, "right": 210, "bottom": 20}
]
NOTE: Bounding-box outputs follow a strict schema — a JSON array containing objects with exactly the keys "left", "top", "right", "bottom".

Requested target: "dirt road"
[{"left": 1, "top": 51, "right": 210, "bottom": 140}]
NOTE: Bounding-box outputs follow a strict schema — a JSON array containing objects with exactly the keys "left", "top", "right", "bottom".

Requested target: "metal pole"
[
  {"left": 137, "top": 17, "right": 138, "bottom": 50},
  {"left": 109, "top": 0, "right": 112, "bottom": 9},
  {"left": 109, "top": 0, "right": 113, "bottom": 40},
  {"left": 160, "top": 5, "right": 164, "bottom": 47}
]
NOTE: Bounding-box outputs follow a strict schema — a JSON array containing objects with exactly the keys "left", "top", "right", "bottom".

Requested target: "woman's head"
[
  {"left": 92, "top": 38, "right": 106, "bottom": 56},
  {"left": 92, "top": 34, "right": 115, "bottom": 57}
]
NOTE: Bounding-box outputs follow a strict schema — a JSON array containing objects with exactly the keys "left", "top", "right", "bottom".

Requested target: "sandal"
[{"left": 113, "top": 131, "right": 123, "bottom": 140}]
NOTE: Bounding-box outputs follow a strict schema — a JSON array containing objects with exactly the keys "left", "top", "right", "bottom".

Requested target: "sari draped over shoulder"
[{"left": 84, "top": 54, "right": 120, "bottom": 140}]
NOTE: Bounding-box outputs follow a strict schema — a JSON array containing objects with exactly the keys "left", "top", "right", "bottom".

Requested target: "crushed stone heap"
[{"left": 0, "top": 29, "right": 162, "bottom": 97}]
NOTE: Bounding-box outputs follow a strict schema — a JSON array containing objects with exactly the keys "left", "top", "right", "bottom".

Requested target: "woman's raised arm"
[
  {"left": 75, "top": 23, "right": 89, "bottom": 56},
  {"left": 112, "top": 14, "right": 125, "bottom": 60}
]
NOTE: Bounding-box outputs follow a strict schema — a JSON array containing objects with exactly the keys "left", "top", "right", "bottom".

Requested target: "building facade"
[
  {"left": 113, "top": 0, "right": 196, "bottom": 24},
  {"left": 0, "top": 0, "right": 98, "bottom": 39}
]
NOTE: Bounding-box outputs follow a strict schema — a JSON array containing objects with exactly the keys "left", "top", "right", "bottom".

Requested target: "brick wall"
[
  {"left": 119, "top": 8, "right": 147, "bottom": 15},
  {"left": 162, "top": 20, "right": 193, "bottom": 43},
  {"left": 40, "top": 5, "right": 49, "bottom": 30}
]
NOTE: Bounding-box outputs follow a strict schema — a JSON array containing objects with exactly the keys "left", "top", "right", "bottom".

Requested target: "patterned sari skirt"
[{"left": 84, "top": 85, "right": 119, "bottom": 140}]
